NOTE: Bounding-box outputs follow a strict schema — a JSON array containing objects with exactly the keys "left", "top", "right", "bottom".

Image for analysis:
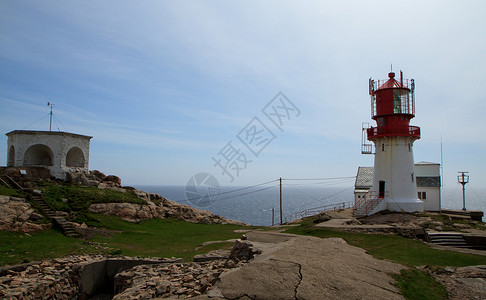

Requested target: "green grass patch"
[
  {"left": 0, "top": 230, "right": 99, "bottom": 266},
  {"left": 39, "top": 181, "right": 144, "bottom": 215},
  {"left": 285, "top": 218, "right": 486, "bottom": 267},
  {"left": 0, "top": 215, "right": 249, "bottom": 266},
  {"left": 0, "top": 185, "right": 25, "bottom": 197},
  {"left": 394, "top": 268, "right": 447, "bottom": 300},
  {"left": 89, "top": 215, "right": 245, "bottom": 261}
]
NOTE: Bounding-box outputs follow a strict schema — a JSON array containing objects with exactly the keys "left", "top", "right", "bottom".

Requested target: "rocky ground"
[
  {"left": 312, "top": 209, "right": 486, "bottom": 300},
  {"left": 0, "top": 169, "right": 245, "bottom": 234},
  {"left": 1, "top": 221, "right": 486, "bottom": 299},
  {"left": 0, "top": 239, "right": 260, "bottom": 299},
  {"left": 422, "top": 265, "right": 486, "bottom": 300}
]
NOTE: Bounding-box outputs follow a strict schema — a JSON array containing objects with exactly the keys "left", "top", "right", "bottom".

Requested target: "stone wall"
[{"left": 0, "top": 240, "right": 255, "bottom": 299}]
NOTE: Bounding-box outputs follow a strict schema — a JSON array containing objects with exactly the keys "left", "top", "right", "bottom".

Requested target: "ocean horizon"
[{"left": 135, "top": 184, "right": 486, "bottom": 226}]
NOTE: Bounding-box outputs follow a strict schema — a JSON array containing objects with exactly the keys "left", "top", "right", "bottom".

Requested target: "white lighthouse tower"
[{"left": 355, "top": 70, "right": 424, "bottom": 216}]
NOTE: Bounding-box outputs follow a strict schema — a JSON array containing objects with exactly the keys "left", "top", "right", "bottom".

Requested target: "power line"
[
  {"left": 218, "top": 184, "right": 279, "bottom": 202},
  {"left": 177, "top": 179, "right": 278, "bottom": 203},
  {"left": 283, "top": 178, "right": 355, "bottom": 187},
  {"left": 283, "top": 176, "right": 356, "bottom": 181},
  {"left": 174, "top": 177, "right": 355, "bottom": 217},
  {"left": 283, "top": 182, "right": 354, "bottom": 209},
  {"left": 213, "top": 179, "right": 278, "bottom": 198}
]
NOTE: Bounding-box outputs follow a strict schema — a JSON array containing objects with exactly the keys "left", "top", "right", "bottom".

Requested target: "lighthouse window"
[
  {"left": 393, "top": 91, "right": 401, "bottom": 113},
  {"left": 418, "top": 192, "right": 427, "bottom": 200},
  {"left": 393, "top": 90, "right": 410, "bottom": 114},
  {"left": 381, "top": 143, "right": 385, "bottom": 152},
  {"left": 408, "top": 143, "right": 411, "bottom": 151}
]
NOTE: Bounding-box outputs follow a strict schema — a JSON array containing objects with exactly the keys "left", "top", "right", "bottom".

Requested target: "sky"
[{"left": 1, "top": 1, "right": 485, "bottom": 194}]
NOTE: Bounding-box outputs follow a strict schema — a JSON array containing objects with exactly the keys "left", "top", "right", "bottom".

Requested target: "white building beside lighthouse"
[{"left": 355, "top": 71, "right": 424, "bottom": 216}]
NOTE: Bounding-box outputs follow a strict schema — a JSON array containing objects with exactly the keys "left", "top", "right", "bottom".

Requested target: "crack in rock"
[
  {"left": 269, "top": 258, "right": 303, "bottom": 300},
  {"left": 294, "top": 261, "right": 303, "bottom": 300}
]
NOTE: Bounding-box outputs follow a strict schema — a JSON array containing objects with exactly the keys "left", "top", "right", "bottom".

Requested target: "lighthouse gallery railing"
[{"left": 367, "top": 126, "right": 420, "bottom": 139}]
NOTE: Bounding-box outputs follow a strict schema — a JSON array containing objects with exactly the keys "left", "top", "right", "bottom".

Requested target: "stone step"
[
  {"left": 427, "top": 232, "right": 469, "bottom": 247},
  {"left": 25, "top": 190, "right": 80, "bottom": 238}
]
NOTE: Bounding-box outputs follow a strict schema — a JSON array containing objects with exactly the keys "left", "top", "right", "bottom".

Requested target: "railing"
[
  {"left": 361, "top": 143, "right": 374, "bottom": 154},
  {"left": 367, "top": 126, "right": 420, "bottom": 139},
  {"left": 284, "top": 201, "right": 354, "bottom": 223},
  {"left": 354, "top": 191, "right": 388, "bottom": 215},
  {"left": 372, "top": 78, "right": 414, "bottom": 91},
  {"left": 361, "top": 123, "right": 374, "bottom": 154},
  {"left": 363, "top": 193, "right": 383, "bottom": 215}
]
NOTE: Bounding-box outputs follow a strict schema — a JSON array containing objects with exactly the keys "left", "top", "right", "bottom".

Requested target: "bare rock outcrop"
[
  {"left": 88, "top": 199, "right": 244, "bottom": 225},
  {"left": 0, "top": 195, "right": 49, "bottom": 233},
  {"left": 427, "top": 265, "right": 486, "bottom": 300},
  {"left": 65, "top": 170, "right": 246, "bottom": 225}
]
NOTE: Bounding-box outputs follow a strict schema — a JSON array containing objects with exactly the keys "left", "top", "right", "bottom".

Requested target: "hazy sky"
[{"left": 1, "top": 1, "right": 485, "bottom": 191}]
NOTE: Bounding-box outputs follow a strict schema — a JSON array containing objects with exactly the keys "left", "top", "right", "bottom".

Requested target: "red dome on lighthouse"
[
  {"left": 376, "top": 72, "right": 406, "bottom": 90},
  {"left": 367, "top": 71, "right": 420, "bottom": 139}
]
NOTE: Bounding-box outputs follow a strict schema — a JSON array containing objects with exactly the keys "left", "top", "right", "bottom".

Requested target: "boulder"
[
  {"left": 229, "top": 240, "right": 261, "bottom": 261},
  {"left": 66, "top": 172, "right": 88, "bottom": 185},
  {"left": 313, "top": 212, "right": 331, "bottom": 223},
  {"left": 89, "top": 170, "right": 106, "bottom": 181},
  {"left": 104, "top": 175, "right": 121, "bottom": 186}
]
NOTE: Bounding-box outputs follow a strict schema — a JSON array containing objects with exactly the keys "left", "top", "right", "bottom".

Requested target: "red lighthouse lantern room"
[{"left": 368, "top": 71, "right": 420, "bottom": 140}]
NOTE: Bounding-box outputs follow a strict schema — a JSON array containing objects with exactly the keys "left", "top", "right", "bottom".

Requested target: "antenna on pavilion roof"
[{"left": 48, "top": 102, "right": 54, "bottom": 131}]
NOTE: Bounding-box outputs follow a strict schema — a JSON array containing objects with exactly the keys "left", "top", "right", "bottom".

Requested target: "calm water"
[
  {"left": 135, "top": 184, "right": 485, "bottom": 226},
  {"left": 136, "top": 184, "right": 354, "bottom": 226}
]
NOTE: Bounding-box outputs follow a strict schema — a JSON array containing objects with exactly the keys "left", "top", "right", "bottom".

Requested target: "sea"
[{"left": 135, "top": 184, "right": 486, "bottom": 226}]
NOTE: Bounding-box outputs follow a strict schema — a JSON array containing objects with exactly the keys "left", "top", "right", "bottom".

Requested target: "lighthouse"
[{"left": 355, "top": 70, "right": 424, "bottom": 216}]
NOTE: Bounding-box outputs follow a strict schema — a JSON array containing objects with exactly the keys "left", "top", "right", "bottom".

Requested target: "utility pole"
[
  {"left": 457, "top": 171, "right": 469, "bottom": 211},
  {"left": 271, "top": 207, "right": 275, "bottom": 226},
  {"left": 279, "top": 177, "right": 283, "bottom": 225}
]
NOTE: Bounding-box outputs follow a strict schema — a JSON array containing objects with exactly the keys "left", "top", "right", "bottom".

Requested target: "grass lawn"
[
  {"left": 89, "top": 214, "right": 246, "bottom": 261},
  {"left": 0, "top": 214, "right": 249, "bottom": 266},
  {"left": 39, "top": 182, "right": 144, "bottom": 213},
  {"left": 0, "top": 230, "right": 99, "bottom": 266},
  {"left": 0, "top": 185, "right": 25, "bottom": 198},
  {"left": 394, "top": 268, "right": 448, "bottom": 300}
]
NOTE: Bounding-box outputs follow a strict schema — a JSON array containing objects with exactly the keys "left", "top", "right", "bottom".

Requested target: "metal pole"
[
  {"left": 279, "top": 177, "right": 282, "bottom": 225},
  {"left": 462, "top": 184, "right": 466, "bottom": 211},
  {"left": 457, "top": 171, "right": 469, "bottom": 211},
  {"left": 49, "top": 104, "right": 53, "bottom": 131}
]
